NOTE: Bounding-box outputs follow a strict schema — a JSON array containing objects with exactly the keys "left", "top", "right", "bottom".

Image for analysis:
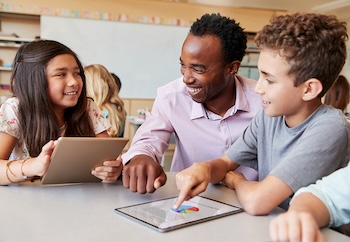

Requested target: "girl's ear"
[
  {"left": 228, "top": 60, "right": 241, "bottom": 74},
  {"left": 302, "top": 78, "right": 323, "bottom": 101}
]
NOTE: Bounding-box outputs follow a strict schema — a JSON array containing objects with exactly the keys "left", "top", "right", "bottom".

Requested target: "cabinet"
[
  {"left": 0, "top": 13, "right": 40, "bottom": 104},
  {"left": 239, "top": 45, "right": 260, "bottom": 81},
  {"left": 238, "top": 34, "right": 260, "bottom": 81}
]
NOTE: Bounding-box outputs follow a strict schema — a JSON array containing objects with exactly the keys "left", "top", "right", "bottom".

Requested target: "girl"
[
  {"left": 84, "top": 64, "right": 126, "bottom": 137},
  {"left": 0, "top": 40, "right": 122, "bottom": 185}
]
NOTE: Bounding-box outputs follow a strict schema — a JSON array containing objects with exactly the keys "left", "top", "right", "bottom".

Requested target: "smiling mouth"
[
  {"left": 187, "top": 87, "right": 201, "bottom": 95},
  {"left": 64, "top": 91, "right": 78, "bottom": 96}
]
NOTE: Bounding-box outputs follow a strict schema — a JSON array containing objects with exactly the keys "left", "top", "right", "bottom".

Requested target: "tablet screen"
[{"left": 114, "top": 196, "right": 243, "bottom": 232}]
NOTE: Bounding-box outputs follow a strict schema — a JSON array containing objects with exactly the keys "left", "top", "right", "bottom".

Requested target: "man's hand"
[{"left": 122, "top": 154, "right": 167, "bottom": 193}]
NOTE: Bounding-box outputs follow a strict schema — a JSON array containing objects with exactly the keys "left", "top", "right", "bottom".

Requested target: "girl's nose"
[{"left": 67, "top": 74, "right": 79, "bottom": 86}]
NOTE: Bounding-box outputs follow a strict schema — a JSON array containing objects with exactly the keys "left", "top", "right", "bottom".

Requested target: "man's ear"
[
  {"left": 228, "top": 60, "right": 241, "bottom": 74},
  {"left": 302, "top": 78, "right": 323, "bottom": 101}
]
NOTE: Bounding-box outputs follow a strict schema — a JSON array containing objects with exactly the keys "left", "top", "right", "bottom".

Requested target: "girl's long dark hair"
[{"left": 11, "top": 39, "right": 95, "bottom": 157}]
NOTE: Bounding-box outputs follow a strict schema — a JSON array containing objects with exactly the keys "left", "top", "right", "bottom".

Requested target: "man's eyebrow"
[
  {"left": 191, "top": 63, "right": 206, "bottom": 69},
  {"left": 179, "top": 57, "right": 206, "bottom": 69}
]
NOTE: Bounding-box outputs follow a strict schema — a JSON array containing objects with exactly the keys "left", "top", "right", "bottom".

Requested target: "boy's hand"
[
  {"left": 223, "top": 170, "right": 247, "bottom": 190},
  {"left": 270, "top": 210, "right": 324, "bottom": 242},
  {"left": 173, "top": 162, "right": 211, "bottom": 209}
]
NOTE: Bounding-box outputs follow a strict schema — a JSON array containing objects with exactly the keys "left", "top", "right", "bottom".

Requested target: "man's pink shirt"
[{"left": 122, "top": 75, "right": 262, "bottom": 180}]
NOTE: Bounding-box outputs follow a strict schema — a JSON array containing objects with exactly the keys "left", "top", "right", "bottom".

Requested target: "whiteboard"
[{"left": 41, "top": 16, "right": 189, "bottom": 98}]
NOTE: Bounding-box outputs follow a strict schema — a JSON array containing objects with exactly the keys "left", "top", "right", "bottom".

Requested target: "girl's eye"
[{"left": 56, "top": 73, "right": 65, "bottom": 77}]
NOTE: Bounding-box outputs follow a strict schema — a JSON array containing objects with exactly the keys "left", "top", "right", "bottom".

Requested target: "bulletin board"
[{"left": 41, "top": 16, "right": 189, "bottom": 98}]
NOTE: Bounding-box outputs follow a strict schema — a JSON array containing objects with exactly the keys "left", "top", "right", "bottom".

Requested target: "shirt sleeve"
[
  {"left": 292, "top": 163, "right": 350, "bottom": 228},
  {"left": 121, "top": 89, "right": 173, "bottom": 165},
  {"left": 87, "top": 99, "right": 111, "bottom": 135},
  {"left": 0, "top": 99, "right": 20, "bottom": 139},
  {"left": 224, "top": 110, "right": 260, "bottom": 170}
]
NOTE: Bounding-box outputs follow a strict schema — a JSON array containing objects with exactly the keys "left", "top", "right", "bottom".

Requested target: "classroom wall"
[{"left": 1, "top": 0, "right": 285, "bottom": 32}]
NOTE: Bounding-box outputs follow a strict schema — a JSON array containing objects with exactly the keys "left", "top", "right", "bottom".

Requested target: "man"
[{"left": 122, "top": 13, "right": 261, "bottom": 194}]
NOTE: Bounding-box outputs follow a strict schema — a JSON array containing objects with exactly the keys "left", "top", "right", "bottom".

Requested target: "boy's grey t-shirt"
[{"left": 225, "top": 104, "right": 350, "bottom": 193}]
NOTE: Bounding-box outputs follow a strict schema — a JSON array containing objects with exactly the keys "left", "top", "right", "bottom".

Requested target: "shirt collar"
[{"left": 190, "top": 75, "right": 251, "bottom": 120}]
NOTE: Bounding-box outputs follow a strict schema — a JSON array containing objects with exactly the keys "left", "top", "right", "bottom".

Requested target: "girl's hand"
[
  {"left": 26, "top": 140, "right": 56, "bottom": 177},
  {"left": 91, "top": 155, "right": 123, "bottom": 182}
]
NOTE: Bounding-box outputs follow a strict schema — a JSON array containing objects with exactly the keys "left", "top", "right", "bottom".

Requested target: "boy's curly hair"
[{"left": 255, "top": 13, "right": 348, "bottom": 97}]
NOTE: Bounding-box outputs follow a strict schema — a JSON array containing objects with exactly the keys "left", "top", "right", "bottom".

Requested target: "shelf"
[
  {"left": 0, "top": 13, "right": 40, "bottom": 88},
  {"left": 0, "top": 36, "right": 35, "bottom": 43},
  {"left": 240, "top": 64, "right": 258, "bottom": 68},
  {"left": 0, "top": 66, "right": 12, "bottom": 71}
]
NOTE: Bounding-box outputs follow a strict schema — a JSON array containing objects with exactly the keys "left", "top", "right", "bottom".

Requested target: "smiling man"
[{"left": 121, "top": 13, "right": 262, "bottom": 194}]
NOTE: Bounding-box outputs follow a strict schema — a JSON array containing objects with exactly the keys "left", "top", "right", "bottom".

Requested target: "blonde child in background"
[
  {"left": 84, "top": 64, "right": 126, "bottom": 137},
  {"left": 0, "top": 40, "right": 122, "bottom": 185}
]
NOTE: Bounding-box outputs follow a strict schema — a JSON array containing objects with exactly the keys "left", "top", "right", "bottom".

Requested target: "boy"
[
  {"left": 269, "top": 161, "right": 350, "bottom": 242},
  {"left": 174, "top": 13, "right": 350, "bottom": 215}
]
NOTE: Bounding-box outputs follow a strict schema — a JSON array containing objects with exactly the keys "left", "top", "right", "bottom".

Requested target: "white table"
[{"left": 0, "top": 173, "right": 348, "bottom": 242}]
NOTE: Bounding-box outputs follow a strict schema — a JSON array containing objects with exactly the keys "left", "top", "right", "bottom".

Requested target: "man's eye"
[{"left": 193, "top": 68, "right": 205, "bottom": 74}]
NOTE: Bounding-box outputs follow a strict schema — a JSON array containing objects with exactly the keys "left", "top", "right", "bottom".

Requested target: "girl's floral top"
[{"left": 0, "top": 97, "right": 111, "bottom": 160}]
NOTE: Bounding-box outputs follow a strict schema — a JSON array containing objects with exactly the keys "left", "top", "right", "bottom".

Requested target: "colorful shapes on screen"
[{"left": 172, "top": 205, "right": 199, "bottom": 214}]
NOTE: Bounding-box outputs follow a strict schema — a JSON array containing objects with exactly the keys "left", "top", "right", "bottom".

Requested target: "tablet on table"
[{"left": 114, "top": 196, "right": 243, "bottom": 232}]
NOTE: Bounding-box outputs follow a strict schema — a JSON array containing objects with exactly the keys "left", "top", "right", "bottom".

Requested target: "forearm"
[
  {"left": 227, "top": 174, "right": 293, "bottom": 215},
  {"left": 289, "top": 193, "right": 330, "bottom": 228},
  {"left": 208, "top": 155, "right": 239, "bottom": 184},
  {"left": 233, "top": 180, "right": 273, "bottom": 215},
  {"left": 0, "top": 158, "right": 33, "bottom": 185}
]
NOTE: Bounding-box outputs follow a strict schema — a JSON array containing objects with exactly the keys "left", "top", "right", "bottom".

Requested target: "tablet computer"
[
  {"left": 114, "top": 196, "right": 243, "bottom": 232},
  {"left": 40, "top": 137, "right": 128, "bottom": 185}
]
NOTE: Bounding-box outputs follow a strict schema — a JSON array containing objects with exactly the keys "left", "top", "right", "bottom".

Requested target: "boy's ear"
[{"left": 302, "top": 78, "right": 323, "bottom": 101}]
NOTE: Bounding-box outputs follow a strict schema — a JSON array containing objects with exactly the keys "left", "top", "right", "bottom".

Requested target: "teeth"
[
  {"left": 64, "top": 91, "right": 77, "bottom": 95},
  {"left": 263, "top": 100, "right": 270, "bottom": 104},
  {"left": 188, "top": 87, "right": 201, "bottom": 94}
]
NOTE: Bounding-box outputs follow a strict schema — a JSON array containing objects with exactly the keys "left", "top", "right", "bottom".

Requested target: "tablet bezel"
[
  {"left": 40, "top": 137, "right": 128, "bottom": 185},
  {"left": 114, "top": 196, "right": 243, "bottom": 232}
]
